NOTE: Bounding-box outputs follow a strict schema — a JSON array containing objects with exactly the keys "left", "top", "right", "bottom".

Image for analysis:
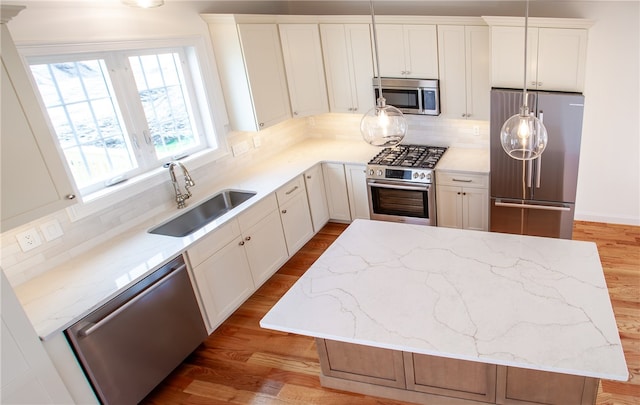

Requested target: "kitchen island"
[{"left": 260, "top": 219, "right": 628, "bottom": 404}]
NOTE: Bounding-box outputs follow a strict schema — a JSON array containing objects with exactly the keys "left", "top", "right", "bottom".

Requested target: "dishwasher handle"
[{"left": 77, "top": 263, "right": 186, "bottom": 338}]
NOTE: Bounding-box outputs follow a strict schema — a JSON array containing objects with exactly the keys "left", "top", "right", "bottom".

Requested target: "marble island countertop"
[
  {"left": 260, "top": 219, "right": 628, "bottom": 382},
  {"left": 14, "top": 138, "right": 488, "bottom": 340}
]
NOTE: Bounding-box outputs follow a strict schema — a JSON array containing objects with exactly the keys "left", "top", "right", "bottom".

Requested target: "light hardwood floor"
[{"left": 142, "top": 221, "right": 639, "bottom": 405}]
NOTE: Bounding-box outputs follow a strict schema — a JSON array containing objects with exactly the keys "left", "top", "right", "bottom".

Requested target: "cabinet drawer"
[
  {"left": 187, "top": 219, "right": 241, "bottom": 268},
  {"left": 437, "top": 171, "right": 488, "bottom": 188},
  {"left": 276, "top": 175, "right": 306, "bottom": 205},
  {"left": 237, "top": 193, "right": 278, "bottom": 230}
]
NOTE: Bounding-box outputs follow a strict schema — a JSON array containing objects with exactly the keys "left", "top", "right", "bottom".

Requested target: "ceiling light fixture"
[
  {"left": 122, "top": 0, "right": 164, "bottom": 8},
  {"left": 360, "top": 0, "right": 407, "bottom": 147},
  {"left": 500, "top": 0, "right": 548, "bottom": 160}
]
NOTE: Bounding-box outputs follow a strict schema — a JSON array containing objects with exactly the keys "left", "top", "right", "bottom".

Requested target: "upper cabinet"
[
  {"left": 437, "top": 25, "right": 490, "bottom": 120},
  {"left": 375, "top": 24, "right": 439, "bottom": 79},
  {"left": 1, "top": 11, "right": 78, "bottom": 232},
  {"left": 320, "top": 24, "right": 375, "bottom": 114},
  {"left": 485, "top": 17, "right": 592, "bottom": 93},
  {"left": 204, "top": 16, "right": 291, "bottom": 131},
  {"left": 278, "top": 24, "right": 329, "bottom": 117}
]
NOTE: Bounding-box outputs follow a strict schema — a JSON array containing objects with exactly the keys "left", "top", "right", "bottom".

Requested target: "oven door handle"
[{"left": 367, "top": 180, "right": 430, "bottom": 192}]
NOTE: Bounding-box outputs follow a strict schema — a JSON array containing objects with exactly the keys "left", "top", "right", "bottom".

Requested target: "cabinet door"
[
  {"left": 436, "top": 185, "right": 462, "bottom": 228},
  {"left": 404, "top": 24, "right": 439, "bottom": 78},
  {"left": 279, "top": 191, "right": 314, "bottom": 255},
  {"left": 242, "top": 209, "right": 288, "bottom": 288},
  {"left": 490, "top": 26, "right": 538, "bottom": 90},
  {"left": 238, "top": 24, "right": 291, "bottom": 129},
  {"left": 462, "top": 186, "right": 488, "bottom": 231},
  {"left": 375, "top": 24, "right": 407, "bottom": 77},
  {"left": 536, "top": 28, "right": 587, "bottom": 92},
  {"left": 322, "top": 163, "right": 352, "bottom": 222},
  {"left": 279, "top": 24, "right": 328, "bottom": 117},
  {"left": 304, "top": 164, "right": 330, "bottom": 232},
  {"left": 437, "top": 25, "right": 467, "bottom": 119},
  {"left": 405, "top": 353, "right": 496, "bottom": 403},
  {"left": 191, "top": 237, "right": 254, "bottom": 331},
  {"left": 320, "top": 24, "right": 374, "bottom": 114},
  {"left": 345, "top": 164, "right": 370, "bottom": 220},
  {"left": 465, "top": 26, "right": 490, "bottom": 120},
  {"left": 1, "top": 25, "right": 77, "bottom": 232}
]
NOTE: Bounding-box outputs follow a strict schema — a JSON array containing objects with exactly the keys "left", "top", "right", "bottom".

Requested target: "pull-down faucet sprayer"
[{"left": 168, "top": 161, "right": 195, "bottom": 209}]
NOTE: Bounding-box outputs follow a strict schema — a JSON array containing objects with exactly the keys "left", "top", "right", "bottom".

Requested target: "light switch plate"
[
  {"left": 16, "top": 228, "right": 42, "bottom": 252},
  {"left": 40, "top": 219, "right": 64, "bottom": 241}
]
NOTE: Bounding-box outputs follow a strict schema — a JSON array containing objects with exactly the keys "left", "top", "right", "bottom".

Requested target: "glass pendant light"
[
  {"left": 360, "top": 0, "right": 407, "bottom": 147},
  {"left": 500, "top": 0, "right": 548, "bottom": 161}
]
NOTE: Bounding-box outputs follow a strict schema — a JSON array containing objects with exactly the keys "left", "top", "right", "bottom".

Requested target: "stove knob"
[
  {"left": 369, "top": 169, "right": 374, "bottom": 176},
  {"left": 377, "top": 170, "right": 383, "bottom": 176},
  {"left": 413, "top": 172, "right": 419, "bottom": 179},
  {"left": 426, "top": 173, "right": 431, "bottom": 181},
  {"left": 419, "top": 173, "right": 426, "bottom": 179}
]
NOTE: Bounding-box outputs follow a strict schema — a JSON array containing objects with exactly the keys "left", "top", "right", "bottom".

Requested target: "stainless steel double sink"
[{"left": 148, "top": 189, "right": 256, "bottom": 237}]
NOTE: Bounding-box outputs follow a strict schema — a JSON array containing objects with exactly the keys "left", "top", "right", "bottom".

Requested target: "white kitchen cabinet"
[
  {"left": 237, "top": 194, "right": 288, "bottom": 288},
  {"left": 188, "top": 220, "right": 254, "bottom": 332},
  {"left": 490, "top": 26, "right": 587, "bottom": 92},
  {"left": 279, "top": 24, "right": 328, "bottom": 117},
  {"left": 304, "top": 164, "right": 330, "bottom": 232},
  {"left": 320, "top": 24, "right": 375, "bottom": 114},
  {"left": 345, "top": 164, "right": 370, "bottom": 220},
  {"left": 1, "top": 16, "right": 77, "bottom": 232},
  {"left": 376, "top": 24, "right": 439, "bottom": 79},
  {"left": 437, "top": 25, "right": 490, "bottom": 120},
  {"left": 322, "top": 163, "right": 352, "bottom": 222},
  {"left": 276, "top": 176, "right": 314, "bottom": 255},
  {"left": 436, "top": 171, "right": 488, "bottom": 231},
  {"left": 205, "top": 17, "right": 291, "bottom": 131}
]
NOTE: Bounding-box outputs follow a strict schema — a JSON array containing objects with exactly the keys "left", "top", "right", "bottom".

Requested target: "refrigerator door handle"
[
  {"left": 527, "top": 160, "right": 533, "bottom": 188},
  {"left": 536, "top": 156, "right": 542, "bottom": 188},
  {"left": 494, "top": 200, "right": 571, "bottom": 212}
]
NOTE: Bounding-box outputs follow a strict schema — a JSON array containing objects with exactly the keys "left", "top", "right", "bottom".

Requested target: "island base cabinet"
[
  {"left": 406, "top": 353, "right": 497, "bottom": 403},
  {"left": 496, "top": 366, "right": 598, "bottom": 405},
  {"left": 315, "top": 338, "right": 599, "bottom": 405}
]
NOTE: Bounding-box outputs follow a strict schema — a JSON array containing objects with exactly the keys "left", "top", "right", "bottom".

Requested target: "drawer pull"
[
  {"left": 281, "top": 209, "right": 287, "bottom": 214},
  {"left": 452, "top": 178, "right": 473, "bottom": 183},
  {"left": 285, "top": 185, "right": 299, "bottom": 195}
]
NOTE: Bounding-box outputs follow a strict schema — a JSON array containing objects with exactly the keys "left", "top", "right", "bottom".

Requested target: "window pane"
[
  {"left": 30, "top": 60, "right": 137, "bottom": 190},
  {"left": 129, "top": 52, "right": 199, "bottom": 159}
]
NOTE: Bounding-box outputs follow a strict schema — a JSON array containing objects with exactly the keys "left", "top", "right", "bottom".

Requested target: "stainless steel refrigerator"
[{"left": 490, "top": 89, "right": 584, "bottom": 239}]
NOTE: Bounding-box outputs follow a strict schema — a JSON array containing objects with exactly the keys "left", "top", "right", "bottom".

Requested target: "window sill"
[{"left": 66, "top": 148, "right": 229, "bottom": 222}]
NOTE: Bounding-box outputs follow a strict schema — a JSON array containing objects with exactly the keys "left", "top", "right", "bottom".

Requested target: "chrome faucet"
[{"left": 168, "top": 161, "right": 195, "bottom": 209}]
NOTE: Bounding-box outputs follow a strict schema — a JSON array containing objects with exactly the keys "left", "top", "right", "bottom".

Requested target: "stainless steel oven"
[
  {"left": 368, "top": 178, "right": 434, "bottom": 225},
  {"left": 366, "top": 145, "right": 447, "bottom": 226}
]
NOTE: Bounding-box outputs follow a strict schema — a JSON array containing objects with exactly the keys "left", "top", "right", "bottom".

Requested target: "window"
[{"left": 26, "top": 40, "right": 220, "bottom": 197}]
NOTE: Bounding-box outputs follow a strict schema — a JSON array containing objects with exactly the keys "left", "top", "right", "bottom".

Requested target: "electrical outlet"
[
  {"left": 16, "top": 228, "right": 43, "bottom": 252},
  {"left": 253, "top": 135, "right": 261, "bottom": 148},
  {"left": 232, "top": 140, "right": 250, "bottom": 156},
  {"left": 473, "top": 125, "right": 480, "bottom": 136}
]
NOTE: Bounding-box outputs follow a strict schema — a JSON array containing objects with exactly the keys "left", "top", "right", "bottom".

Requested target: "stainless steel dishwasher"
[{"left": 65, "top": 255, "right": 207, "bottom": 405}]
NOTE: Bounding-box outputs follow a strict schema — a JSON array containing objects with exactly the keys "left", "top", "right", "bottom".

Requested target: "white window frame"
[{"left": 18, "top": 37, "right": 230, "bottom": 220}]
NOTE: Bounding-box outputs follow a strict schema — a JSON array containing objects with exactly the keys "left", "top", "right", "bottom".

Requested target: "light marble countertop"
[
  {"left": 15, "top": 139, "right": 487, "bottom": 340},
  {"left": 261, "top": 219, "right": 628, "bottom": 382}
]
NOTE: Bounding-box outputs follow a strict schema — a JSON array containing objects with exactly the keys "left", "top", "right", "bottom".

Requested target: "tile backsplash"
[{"left": 1, "top": 114, "right": 487, "bottom": 286}]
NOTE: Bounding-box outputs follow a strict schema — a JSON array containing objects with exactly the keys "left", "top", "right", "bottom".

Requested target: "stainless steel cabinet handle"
[
  {"left": 239, "top": 240, "right": 245, "bottom": 246},
  {"left": 281, "top": 209, "right": 287, "bottom": 214},
  {"left": 66, "top": 194, "right": 76, "bottom": 200},
  {"left": 452, "top": 178, "right": 473, "bottom": 183},
  {"left": 245, "top": 236, "right": 251, "bottom": 241},
  {"left": 495, "top": 201, "right": 571, "bottom": 212},
  {"left": 77, "top": 264, "right": 186, "bottom": 337},
  {"left": 285, "top": 185, "right": 299, "bottom": 195}
]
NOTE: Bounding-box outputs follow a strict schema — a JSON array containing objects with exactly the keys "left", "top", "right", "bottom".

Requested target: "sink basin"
[{"left": 149, "top": 189, "right": 256, "bottom": 237}]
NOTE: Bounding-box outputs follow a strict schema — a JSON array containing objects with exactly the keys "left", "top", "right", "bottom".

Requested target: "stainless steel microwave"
[{"left": 373, "top": 77, "right": 440, "bottom": 116}]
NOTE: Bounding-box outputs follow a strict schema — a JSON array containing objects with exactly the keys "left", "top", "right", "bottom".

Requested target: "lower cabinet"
[
  {"left": 322, "top": 162, "right": 370, "bottom": 222},
  {"left": 344, "top": 164, "right": 370, "bottom": 220},
  {"left": 276, "top": 176, "right": 314, "bottom": 255},
  {"left": 304, "top": 163, "right": 330, "bottom": 232},
  {"left": 316, "top": 338, "right": 599, "bottom": 405},
  {"left": 436, "top": 171, "right": 488, "bottom": 231}
]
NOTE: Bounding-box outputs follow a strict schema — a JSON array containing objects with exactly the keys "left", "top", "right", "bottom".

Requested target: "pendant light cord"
[
  {"left": 370, "top": 0, "right": 384, "bottom": 107},
  {"left": 522, "top": 0, "right": 529, "bottom": 110}
]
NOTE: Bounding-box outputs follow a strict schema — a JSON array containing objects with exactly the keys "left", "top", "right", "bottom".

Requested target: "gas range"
[{"left": 366, "top": 144, "right": 448, "bottom": 184}]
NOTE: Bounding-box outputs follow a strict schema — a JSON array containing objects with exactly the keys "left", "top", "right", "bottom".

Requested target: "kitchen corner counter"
[{"left": 260, "top": 219, "right": 628, "bottom": 382}]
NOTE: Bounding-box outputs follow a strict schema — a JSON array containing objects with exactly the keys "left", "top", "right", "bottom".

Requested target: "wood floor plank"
[{"left": 142, "top": 221, "right": 639, "bottom": 405}]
